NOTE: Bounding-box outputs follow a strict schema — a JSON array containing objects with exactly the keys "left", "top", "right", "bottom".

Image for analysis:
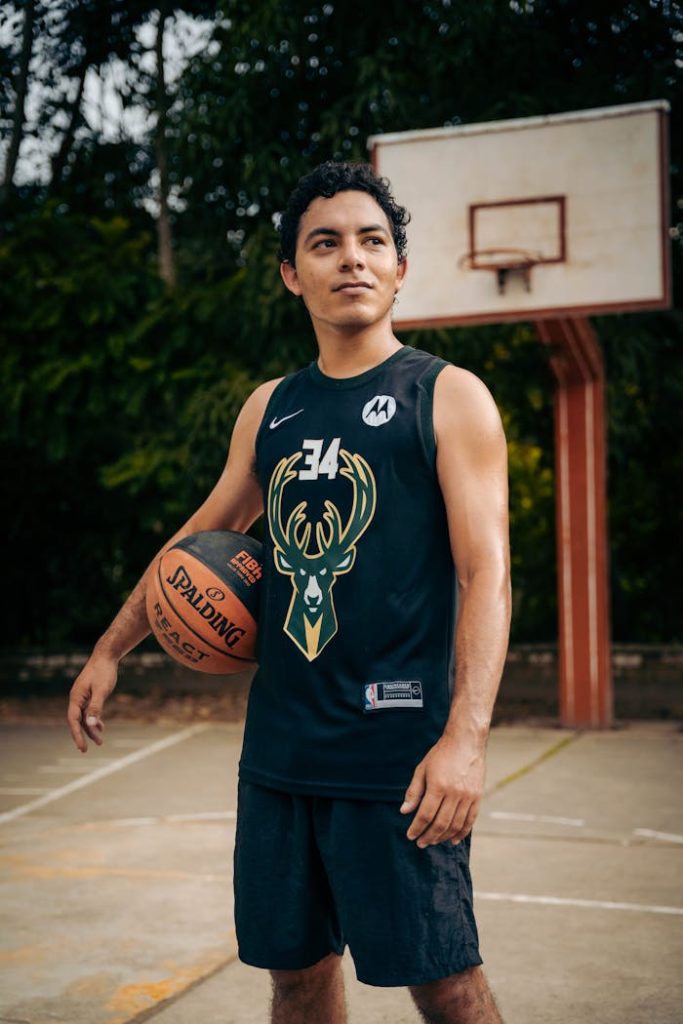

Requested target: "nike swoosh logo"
[{"left": 269, "top": 408, "right": 304, "bottom": 429}]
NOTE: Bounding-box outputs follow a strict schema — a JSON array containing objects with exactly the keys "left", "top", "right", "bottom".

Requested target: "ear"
[
  {"left": 274, "top": 549, "right": 293, "bottom": 573},
  {"left": 394, "top": 257, "right": 408, "bottom": 295},
  {"left": 280, "top": 260, "right": 303, "bottom": 296},
  {"left": 334, "top": 548, "right": 356, "bottom": 575}
]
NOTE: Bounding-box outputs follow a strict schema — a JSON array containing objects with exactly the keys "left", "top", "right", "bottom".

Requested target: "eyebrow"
[{"left": 302, "top": 224, "right": 390, "bottom": 246}]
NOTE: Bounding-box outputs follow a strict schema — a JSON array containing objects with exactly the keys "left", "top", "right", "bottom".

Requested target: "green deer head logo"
[{"left": 268, "top": 449, "right": 377, "bottom": 661}]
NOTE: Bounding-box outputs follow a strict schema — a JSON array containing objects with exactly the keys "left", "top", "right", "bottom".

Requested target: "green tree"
[{"left": 1, "top": 0, "right": 681, "bottom": 646}]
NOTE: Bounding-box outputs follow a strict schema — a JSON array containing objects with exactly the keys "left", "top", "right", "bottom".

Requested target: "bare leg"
[
  {"left": 270, "top": 952, "right": 346, "bottom": 1024},
  {"left": 410, "top": 966, "right": 503, "bottom": 1024}
]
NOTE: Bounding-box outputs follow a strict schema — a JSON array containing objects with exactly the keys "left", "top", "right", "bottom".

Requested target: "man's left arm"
[{"left": 401, "top": 365, "right": 511, "bottom": 847}]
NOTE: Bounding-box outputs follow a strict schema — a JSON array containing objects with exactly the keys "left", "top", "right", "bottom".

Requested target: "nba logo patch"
[
  {"left": 363, "top": 680, "right": 423, "bottom": 712},
  {"left": 364, "top": 683, "right": 379, "bottom": 710}
]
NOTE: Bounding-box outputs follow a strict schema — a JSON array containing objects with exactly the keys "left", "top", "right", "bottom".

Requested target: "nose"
[
  {"left": 304, "top": 574, "right": 323, "bottom": 608},
  {"left": 337, "top": 239, "right": 366, "bottom": 271}
]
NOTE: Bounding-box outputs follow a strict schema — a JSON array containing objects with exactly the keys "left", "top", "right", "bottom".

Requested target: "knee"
[
  {"left": 271, "top": 952, "right": 342, "bottom": 995},
  {"left": 411, "top": 966, "right": 494, "bottom": 1020}
]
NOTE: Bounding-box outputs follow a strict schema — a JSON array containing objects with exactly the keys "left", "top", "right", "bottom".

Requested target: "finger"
[
  {"left": 450, "top": 800, "right": 480, "bottom": 845},
  {"left": 416, "top": 798, "right": 460, "bottom": 848},
  {"left": 406, "top": 793, "right": 444, "bottom": 841},
  {"left": 84, "top": 719, "right": 104, "bottom": 745},
  {"left": 67, "top": 699, "right": 87, "bottom": 753},
  {"left": 400, "top": 764, "right": 426, "bottom": 814},
  {"left": 83, "top": 703, "right": 105, "bottom": 746}
]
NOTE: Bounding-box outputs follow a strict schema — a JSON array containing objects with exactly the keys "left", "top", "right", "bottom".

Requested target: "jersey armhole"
[
  {"left": 254, "top": 375, "right": 295, "bottom": 456},
  {"left": 416, "top": 358, "right": 450, "bottom": 469}
]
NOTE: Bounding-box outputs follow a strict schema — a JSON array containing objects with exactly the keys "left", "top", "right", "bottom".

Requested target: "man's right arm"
[{"left": 67, "top": 378, "right": 282, "bottom": 752}]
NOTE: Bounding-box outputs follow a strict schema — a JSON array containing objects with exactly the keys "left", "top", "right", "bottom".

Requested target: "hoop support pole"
[{"left": 535, "top": 317, "right": 613, "bottom": 728}]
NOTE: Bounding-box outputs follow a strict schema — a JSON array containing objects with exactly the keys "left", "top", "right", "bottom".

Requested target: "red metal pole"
[{"left": 535, "top": 318, "right": 613, "bottom": 727}]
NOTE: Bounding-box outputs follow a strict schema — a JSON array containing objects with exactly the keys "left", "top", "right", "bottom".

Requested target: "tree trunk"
[
  {"left": 50, "top": 59, "right": 88, "bottom": 191},
  {"left": 155, "top": 3, "right": 176, "bottom": 288},
  {"left": 1, "top": 0, "right": 36, "bottom": 203}
]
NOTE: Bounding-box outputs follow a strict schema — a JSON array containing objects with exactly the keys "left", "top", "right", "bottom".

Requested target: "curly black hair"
[{"left": 278, "top": 161, "right": 410, "bottom": 265}]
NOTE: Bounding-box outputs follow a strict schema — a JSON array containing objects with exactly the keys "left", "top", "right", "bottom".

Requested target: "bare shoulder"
[
  {"left": 234, "top": 376, "right": 285, "bottom": 435},
  {"left": 253, "top": 376, "right": 286, "bottom": 402},
  {"left": 194, "top": 376, "right": 286, "bottom": 530},
  {"left": 223, "top": 376, "right": 286, "bottom": 470},
  {"left": 433, "top": 364, "right": 500, "bottom": 420},
  {"left": 433, "top": 364, "right": 505, "bottom": 447},
  {"left": 243, "top": 376, "right": 285, "bottom": 416}
]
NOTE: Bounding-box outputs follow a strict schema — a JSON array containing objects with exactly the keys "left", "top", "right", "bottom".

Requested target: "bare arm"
[
  {"left": 401, "top": 365, "right": 511, "bottom": 846},
  {"left": 67, "top": 377, "right": 282, "bottom": 752}
]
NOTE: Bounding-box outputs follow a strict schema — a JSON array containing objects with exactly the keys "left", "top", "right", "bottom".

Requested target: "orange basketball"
[{"left": 146, "top": 530, "right": 263, "bottom": 674}]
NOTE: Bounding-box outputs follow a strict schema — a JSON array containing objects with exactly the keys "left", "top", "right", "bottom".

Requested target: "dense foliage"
[{"left": 1, "top": 0, "right": 681, "bottom": 646}]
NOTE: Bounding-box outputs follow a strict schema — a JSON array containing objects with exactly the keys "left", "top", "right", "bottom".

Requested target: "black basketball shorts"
[{"left": 233, "top": 780, "right": 482, "bottom": 987}]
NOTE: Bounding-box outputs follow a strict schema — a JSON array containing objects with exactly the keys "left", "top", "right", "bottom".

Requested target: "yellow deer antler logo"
[{"left": 268, "top": 449, "right": 377, "bottom": 661}]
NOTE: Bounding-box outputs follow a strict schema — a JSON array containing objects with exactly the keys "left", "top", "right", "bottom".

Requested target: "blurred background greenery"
[{"left": 1, "top": 0, "right": 681, "bottom": 649}]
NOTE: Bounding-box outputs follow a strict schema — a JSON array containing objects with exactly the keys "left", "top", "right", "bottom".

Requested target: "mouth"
[{"left": 333, "top": 282, "right": 372, "bottom": 293}]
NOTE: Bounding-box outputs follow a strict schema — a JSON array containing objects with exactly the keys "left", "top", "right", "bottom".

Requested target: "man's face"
[{"left": 280, "top": 190, "right": 407, "bottom": 333}]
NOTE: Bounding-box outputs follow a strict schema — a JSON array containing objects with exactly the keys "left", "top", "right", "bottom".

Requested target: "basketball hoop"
[{"left": 459, "top": 248, "right": 539, "bottom": 294}]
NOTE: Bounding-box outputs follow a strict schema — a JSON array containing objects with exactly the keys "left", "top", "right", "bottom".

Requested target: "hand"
[
  {"left": 400, "top": 733, "right": 486, "bottom": 847},
  {"left": 67, "top": 653, "right": 118, "bottom": 752}
]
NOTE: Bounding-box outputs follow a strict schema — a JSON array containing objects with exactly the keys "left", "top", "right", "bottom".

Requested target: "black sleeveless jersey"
[{"left": 239, "top": 345, "right": 457, "bottom": 801}]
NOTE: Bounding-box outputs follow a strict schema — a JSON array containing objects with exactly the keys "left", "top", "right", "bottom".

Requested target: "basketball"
[{"left": 146, "top": 530, "right": 263, "bottom": 674}]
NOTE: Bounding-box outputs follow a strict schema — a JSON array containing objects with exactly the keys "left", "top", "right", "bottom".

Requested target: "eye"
[
  {"left": 299, "top": 568, "right": 306, "bottom": 576},
  {"left": 320, "top": 568, "right": 328, "bottom": 576},
  {"left": 313, "top": 238, "right": 336, "bottom": 249},
  {"left": 365, "top": 236, "right": 385, "bottom": 246}
]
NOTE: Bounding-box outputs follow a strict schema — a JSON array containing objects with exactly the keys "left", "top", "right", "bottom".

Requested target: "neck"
[{"left": 312, "top": 317, "right": 402, "bottom": 380}]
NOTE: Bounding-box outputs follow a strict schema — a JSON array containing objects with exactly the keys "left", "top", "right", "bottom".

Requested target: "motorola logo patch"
[{"left": 362, "top": 395, "right": 396, "bottom": 427}]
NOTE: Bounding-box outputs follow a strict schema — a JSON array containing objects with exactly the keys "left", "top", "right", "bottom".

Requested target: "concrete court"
[{"left": 0, "top": 719, "right": 681, "bottom": 1024}]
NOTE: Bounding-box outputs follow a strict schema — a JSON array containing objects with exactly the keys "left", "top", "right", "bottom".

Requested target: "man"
[{"left": 68, "top": 161, "right": 511, "bottom": 1023}]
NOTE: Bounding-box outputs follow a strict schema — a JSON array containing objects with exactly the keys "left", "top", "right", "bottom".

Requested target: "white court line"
[
  {"left": 167, "top": 810, "right": 236, "bottom": 822},
  {"left": 0, "top": 724, "right": 211, "bottom": 826},
  {"left": 57, "top": 756, "right": 119, "bottom": 764},
  {"left": 37, "top": 758, "right": 128, "bottom": 774},
  {"left": 489, "top": 811, "right": 585, "bottom": 827},
  {"left": 633, "top": 828, "right": 683, "bottom": 845},
  {"left": 476, "top": 891, "right": 683, "bottom": 916},
  {"left": 0, "top": 787, "right": 51, "bottom": 796},
  {"left": 113, "top": 810, "right": 237, "bottom": 826}
]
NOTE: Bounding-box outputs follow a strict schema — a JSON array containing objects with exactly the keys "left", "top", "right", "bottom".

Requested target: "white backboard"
[{"left": 369, "top": 102, "right": 671, "bottom": 328}]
